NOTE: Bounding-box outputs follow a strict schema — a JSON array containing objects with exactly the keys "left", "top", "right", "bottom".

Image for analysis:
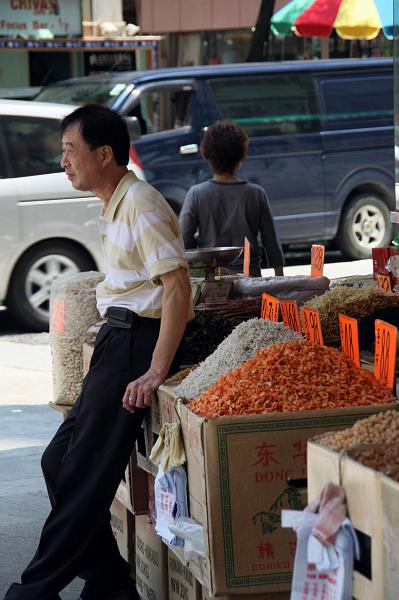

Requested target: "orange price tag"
[
  {"left": 376, "top": 274, "right": 392, "bottom": 293},
  {"left": 50, "top": 299, "right": 65, "bottom": 334},
  {"left": 339, "top": 314, "right": 360, "bottom": 368},
  {"left": 311, "top": 244, "right": 325, "bottom": 277},
  {"left": 261, "top": 293, "right": 280, "bottom": 322},
  {"left": 301, "top": 308, "right": 324, "bottom": 345},
  {"left": 243, "top": 237, "right": 250, "bottom": 276},
  {"left": 280, "top": 300, "right": 302, "bottom": 335},
  {"left": 374, "top": 319, "right": 397, "bottom": 390}
]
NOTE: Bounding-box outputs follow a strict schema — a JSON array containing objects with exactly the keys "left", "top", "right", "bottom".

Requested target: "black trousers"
[{"left": 5, "top": 317, "right": 176, "bottom": 600}]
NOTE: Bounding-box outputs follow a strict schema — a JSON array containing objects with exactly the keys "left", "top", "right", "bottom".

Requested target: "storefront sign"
[
  {"left": 310, "top": 244, "right": 325, "bottom": 277},
  {"left": 339, "top": 314, "right": 360, "bottom": 368},
  {"left": 374, "top": 320, "right": 397, "bottom": 390},
  {"left": 301, "top": 308, "right": 323, "bottom": 346},
  {"left": 261, "top": 293, "right": 280, "bottom": 322},
  {"left": 280, "top": 300, "right": 302, "bottom": 335},
  {"left": 0, "top": 0, "right": 82, "bottom": 37}
]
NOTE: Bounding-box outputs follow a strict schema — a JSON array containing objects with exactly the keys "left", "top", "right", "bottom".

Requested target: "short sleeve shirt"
[{"left": 96, "top": 171, "right": 193, "bottom": 319}]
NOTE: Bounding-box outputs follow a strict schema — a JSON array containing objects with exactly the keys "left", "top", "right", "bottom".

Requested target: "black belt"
[{"left": 106, "top": 306, "right": 137, "bottom": 329}]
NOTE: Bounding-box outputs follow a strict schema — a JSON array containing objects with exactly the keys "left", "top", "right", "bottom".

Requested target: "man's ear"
[{"left": 99, "top": 145, "right": 113, "bottom": 166}]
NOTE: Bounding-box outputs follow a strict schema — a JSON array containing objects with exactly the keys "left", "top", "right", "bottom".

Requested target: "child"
[{"left": 179, "top": 120, "right": 284, "bottom": 277}]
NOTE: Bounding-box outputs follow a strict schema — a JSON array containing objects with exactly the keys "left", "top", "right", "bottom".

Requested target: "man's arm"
[{"left": 122, "top": 267, "right": 192, "bottom": 412}]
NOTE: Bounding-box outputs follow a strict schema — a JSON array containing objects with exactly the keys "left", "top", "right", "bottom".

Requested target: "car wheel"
[
  {"left": 336, "top": 194, "right": 393, "bottom": 260},
  {"left": 7, "top": 242, "right": 94, "bottom": 331}
]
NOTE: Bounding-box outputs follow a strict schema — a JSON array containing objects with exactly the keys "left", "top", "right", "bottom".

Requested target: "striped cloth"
[{"left": 96, "top": 171, "right": 193, "bottom": 319}]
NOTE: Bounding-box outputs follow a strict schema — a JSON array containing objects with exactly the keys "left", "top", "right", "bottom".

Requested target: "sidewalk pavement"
[{"left": 0, "top": 337, "right": 83, "bottom": 599}]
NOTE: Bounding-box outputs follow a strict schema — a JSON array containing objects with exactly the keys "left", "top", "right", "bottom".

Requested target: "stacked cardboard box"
[{"left": 155, "top": 380, "right": 394, "bottom": 596}]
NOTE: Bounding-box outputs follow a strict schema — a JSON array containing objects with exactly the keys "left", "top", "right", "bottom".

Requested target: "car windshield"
[{"left": 35, "top": 78, "right": 132, "bottom": 107}]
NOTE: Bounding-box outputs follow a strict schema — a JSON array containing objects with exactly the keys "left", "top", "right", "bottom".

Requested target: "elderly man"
[{"left": 5, "top": 104, "right": 193, "bottom": 600}]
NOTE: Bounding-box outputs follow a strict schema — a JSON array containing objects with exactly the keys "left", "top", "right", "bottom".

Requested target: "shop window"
[
  {"left": 320, "top": 75, "right": 393, "bottom": 129},
  {"left": 209, "top": 74, "right": 319, "bottom": 137},
  {"left": 130, "top": 89, "right": 192, "bottom": 135},
  {"left": 2, "top": 117, "right": 62, "bottom": 178}
]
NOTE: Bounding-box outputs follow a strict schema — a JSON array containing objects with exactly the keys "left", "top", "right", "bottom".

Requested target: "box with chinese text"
[{"left": 175, "top": 400, "right": 393, "bottom": 596}]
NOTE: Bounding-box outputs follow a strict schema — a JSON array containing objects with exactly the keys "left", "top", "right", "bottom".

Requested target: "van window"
[
  {"left": 320, "top": 75, "right": 393, "bottom": 129},
  {"left": 209, "top": 74, "right": 319, "bottom": 136},
  {"left": 2, "top": 116, "right": 62, "bottom": 178},
  {"left": 131, "top": 88, "right": 192, "bottom": 135}
]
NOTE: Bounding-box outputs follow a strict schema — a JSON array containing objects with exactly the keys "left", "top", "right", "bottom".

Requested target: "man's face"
[{"left": 61, "top": 123, "right": 101, "bottom": 192}]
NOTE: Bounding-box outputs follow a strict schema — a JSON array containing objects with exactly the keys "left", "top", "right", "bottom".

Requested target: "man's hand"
[
  {"left": 122, "top": 368, "right": 165, "bottom": 413},
  {"left": 122, "top": 266, "right": 192, "bottom": 414}
]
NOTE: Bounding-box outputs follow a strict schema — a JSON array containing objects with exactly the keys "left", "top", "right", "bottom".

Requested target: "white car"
[{"left": 0, "top": 99, "right": 145, "bottom": 330}]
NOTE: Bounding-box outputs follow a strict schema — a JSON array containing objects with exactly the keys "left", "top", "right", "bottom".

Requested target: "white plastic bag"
[
  {"left": 282, "top": 510, "right": 359, "bottom": 600},
  {"left": 169, "top": 517, "right": 206, "bottom": 560}
]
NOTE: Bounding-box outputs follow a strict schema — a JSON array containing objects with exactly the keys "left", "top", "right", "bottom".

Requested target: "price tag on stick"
[
  {"left": 374, "top": 320, "right": 397, "bottom": 390},
  {"left": 243, "top": 237, "right": 250, "bottom": 276},
  {"left": 339, "top": 314, "right": 360, "bottom": 368},
  {"left": 280, "top": 300, "right": 302, "bottom": 335},
  {"left": 376, "top": 274, "right": 392, "bottom": 293},
  {"left": 261, "top": 293, "right": 280, "bottom": 322},
  {"left": 311, "top": 244, "right": 325, "bottom": 277},
  {"left": 301, "top": 308, "right": 324, "bottom": 345}
]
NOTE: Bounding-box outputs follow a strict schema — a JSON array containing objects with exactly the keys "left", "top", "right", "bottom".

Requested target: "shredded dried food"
[
  {"left": 175, "top": 318, "right": 301, "bottom": 400},
  {"left": 304, "top": 286, "right": 399, "bottom": 344},
  {"left": 50, "top": 271, "right": 104, "bottom": 405},
  {"left": 347, "top": 444, "right": 399, "bottom": 473},
  {"left": 318, "top": 409, "right": 399, "bottom": 451},
  {"left": 180, "top": 312, "right": 242, "bottom": 365},
  {"left": 189, "top": 341, "right": 394, "bottom": 417}
]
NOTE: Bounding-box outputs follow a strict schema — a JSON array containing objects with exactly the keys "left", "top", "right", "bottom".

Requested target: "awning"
[{"left": 271, "top": 0, "right": 394, "bottom": 40}]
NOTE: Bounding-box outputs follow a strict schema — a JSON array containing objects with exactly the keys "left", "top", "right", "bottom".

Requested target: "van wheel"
[
  {"left": 7, "top": 242, "right": 94, "bottom": 331},
  {"left": 336, "top": 194, "right": 393, "bottom": 260}
]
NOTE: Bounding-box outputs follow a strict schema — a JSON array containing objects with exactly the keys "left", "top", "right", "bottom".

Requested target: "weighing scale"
[{"left": 185, "top": 246, "right": 243, "bottom": 304}]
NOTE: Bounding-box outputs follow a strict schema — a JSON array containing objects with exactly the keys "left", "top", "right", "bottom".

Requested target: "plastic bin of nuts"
[
  {"left": 50, "top": 271, "right": 104, "bottom": 405},
  {"left": 308, "top": 408, "right": 399, "bottom": 600}
]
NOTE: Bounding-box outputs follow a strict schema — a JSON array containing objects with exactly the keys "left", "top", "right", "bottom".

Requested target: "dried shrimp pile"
[{"left": 189, "top": 341, "right": 394, "bottom": 417}]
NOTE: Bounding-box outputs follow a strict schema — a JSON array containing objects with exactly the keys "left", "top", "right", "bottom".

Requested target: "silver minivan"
[{"left": 0, "top": 100, "right": 145, "bottom": 330}]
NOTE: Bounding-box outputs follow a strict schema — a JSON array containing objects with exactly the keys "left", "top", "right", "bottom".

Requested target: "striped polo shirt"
[{"left": 96, "top": 171, "right": 193, "bottom": 319}]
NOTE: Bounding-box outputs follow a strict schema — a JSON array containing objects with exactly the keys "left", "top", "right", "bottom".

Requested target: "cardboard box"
[
  {"left": 116, "top": 449, "right": 149, "bottom": 515},
  {"left": 135, "top": 414, "right": 158, "bottom": 477},
  {"left": 308, "top": 436, "right": 399, "bottom": 600},
  {"left": 380, "top": 473, "right": 399, "bottom": 599},
  {"left": 161, "top": 383, "right": 393, "bottom": 596},
  {"left": 201, "top": 588, "right": 290, "bottom": 600},
  {"left": 135, "top": 515, "right": 168, "bottom": 600},
  {"left": 168, "top": 548, "right": 202, "bottom": 600},
  {"left": 110, "top": 497, "right": 136, "bottom": 569}
]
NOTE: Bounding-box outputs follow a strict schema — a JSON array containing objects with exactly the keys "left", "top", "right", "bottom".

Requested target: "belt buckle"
[{"left": 106, "top": 307, "right": 133, "bottom": 329}]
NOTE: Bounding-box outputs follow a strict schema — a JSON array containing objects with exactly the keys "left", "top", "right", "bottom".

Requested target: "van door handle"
[{"left": 179, "top": 144, "right": 199, "bottom": 155}]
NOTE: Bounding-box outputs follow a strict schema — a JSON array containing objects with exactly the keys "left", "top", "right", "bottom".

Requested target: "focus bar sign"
[{"left": 280, "top": 300, "right": 302, "bottom": 335}]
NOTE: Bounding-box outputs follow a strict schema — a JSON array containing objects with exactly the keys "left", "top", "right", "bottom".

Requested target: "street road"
[{"left": 0, "top": 251, "right": 373, "bottom": 597}]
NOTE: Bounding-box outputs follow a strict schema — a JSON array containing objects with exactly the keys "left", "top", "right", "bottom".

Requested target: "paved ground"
[
  {"left": 0, "top": 336, "right": 84, "bottom": 598},
  {"left": 0, "top": 255, "right": 373, "bottom": 598}
]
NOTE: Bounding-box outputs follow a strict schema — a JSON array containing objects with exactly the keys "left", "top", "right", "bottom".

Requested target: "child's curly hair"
[{"left": 200, "top": 120, "right": 249, "bottom": 175}]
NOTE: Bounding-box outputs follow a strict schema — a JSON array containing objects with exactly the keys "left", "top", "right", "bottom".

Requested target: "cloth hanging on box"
[
  {"left": 154, "top": 464, "right": 189, "bottom": 546},
  {"left": 282, "top": 483, "right": 360, "bottom": 600},
  {"left": 149, "top": 422, "right": 186, "bottom": 470}
]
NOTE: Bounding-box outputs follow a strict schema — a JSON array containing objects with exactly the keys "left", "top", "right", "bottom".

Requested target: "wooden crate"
[{"left": 308, "top": 437, "right": 399, "bottom": 600}]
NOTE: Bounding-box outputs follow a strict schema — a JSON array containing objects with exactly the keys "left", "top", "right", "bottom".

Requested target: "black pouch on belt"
[{"left": 106, "top": 306, "right": 135, "bottom": 329}]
